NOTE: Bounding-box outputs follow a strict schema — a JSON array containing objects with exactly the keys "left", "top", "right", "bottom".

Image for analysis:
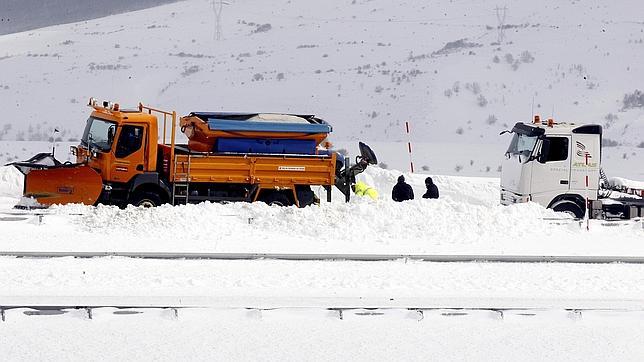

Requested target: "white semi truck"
[{"left": 500, "top": 116, "right": 644, "bottom": 219}]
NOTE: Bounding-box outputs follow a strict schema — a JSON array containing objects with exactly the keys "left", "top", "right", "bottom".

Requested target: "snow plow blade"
[
  {"left": 334, "top": 142, "right": 378, "bottom": 199},
  {"left": 11, "top": 156, "right": 103, "bottom": 206}
]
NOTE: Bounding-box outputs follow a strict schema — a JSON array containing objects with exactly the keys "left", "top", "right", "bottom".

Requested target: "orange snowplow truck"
[{"left": 11, "top": 99, "right": 377, "bottom": 207}]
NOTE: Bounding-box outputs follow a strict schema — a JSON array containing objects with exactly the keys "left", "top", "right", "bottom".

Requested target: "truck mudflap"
[{"left": 10, "top": 154, "right": 103, "bottom": 206}]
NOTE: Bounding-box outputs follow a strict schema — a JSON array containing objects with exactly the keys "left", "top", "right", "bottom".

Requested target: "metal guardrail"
[{"left": 2, "top": 251, "right": 644, "bottom": 264}]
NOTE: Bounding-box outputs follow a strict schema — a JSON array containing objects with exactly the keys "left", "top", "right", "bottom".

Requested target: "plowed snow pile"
[
  {"left": 0, "top": 165, "right": 642, "bottom": 255},
  {"left": 0, "top": 165, "right": 22, "bottom": 199}
]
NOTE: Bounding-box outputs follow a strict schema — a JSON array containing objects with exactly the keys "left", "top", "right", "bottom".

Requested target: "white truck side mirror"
[{"left": 538, "top": 139, "right": 551, "bottom": 163}]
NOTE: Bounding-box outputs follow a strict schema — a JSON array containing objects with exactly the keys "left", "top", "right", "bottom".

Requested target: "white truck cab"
[
  {"left": 500, "top": 116, "right": 644, "bottom": 219},
  {"left": 500, "top": 117, "right": 603, "bottom": 218}
]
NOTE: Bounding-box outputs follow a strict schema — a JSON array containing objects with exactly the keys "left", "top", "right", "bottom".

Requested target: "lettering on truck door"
[{"left": 570, "top": 133, "right": 600, "bottom": 200}]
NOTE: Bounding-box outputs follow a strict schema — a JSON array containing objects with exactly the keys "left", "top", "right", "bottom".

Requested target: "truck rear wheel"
[
  {"left": 260, "top": 191, "right": 292, "bottom": 207},
  {"left": 130, "top": 191, "right": 161, "bottom": 208},
  {"left": 552, "top": 200, "right": 585, "bottom": 219}
]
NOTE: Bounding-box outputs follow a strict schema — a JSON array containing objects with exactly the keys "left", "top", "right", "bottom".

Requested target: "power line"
[
  {"left": 495, "top": 5, "right": 507, "bottom": 44},
  {"left": 212, "top": 0, "right": 227, "bottom": 41}
]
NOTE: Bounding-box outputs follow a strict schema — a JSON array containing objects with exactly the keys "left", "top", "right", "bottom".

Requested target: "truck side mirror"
[
  {"left": 538, "top": 139, "right": 551, "bottom": 163},
  {"left": 108, "top": 125, "right": 115, "bottom": 146}
]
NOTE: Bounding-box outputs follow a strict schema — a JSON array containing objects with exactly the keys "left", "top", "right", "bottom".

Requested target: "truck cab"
[
  {"left": 500, "top": 117, "right": 602, "bottom": 218},
  {"left": 76, "top": 99, "right": 158, "bottom": 183},
  {"left": 68, "top": 99, "right": 170, "bottom": 206}
]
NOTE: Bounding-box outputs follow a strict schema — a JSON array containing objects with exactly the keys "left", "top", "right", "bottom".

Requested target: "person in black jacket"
[
  {"left": 392, "top": 175, "right": 414, "bottom": 202},
  {"left": 422, "top": 176, "right": 439, "bottom": 199}
]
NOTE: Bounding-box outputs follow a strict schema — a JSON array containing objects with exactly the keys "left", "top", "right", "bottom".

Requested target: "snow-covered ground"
[
  {"left": 2, "top": 160, "right": 644, "bottom": 360},
  {"left": 1, "top": 165, "right": 642, "bottom": 255},
  {"left": 1, "top": 307, "right": 642, "bottom": 361},
  {"left": 2, "top": 256, "right": 644, "bottom": 309}
]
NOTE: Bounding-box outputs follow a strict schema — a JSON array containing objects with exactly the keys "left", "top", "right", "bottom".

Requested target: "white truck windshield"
[{"left": 506, "top": 133, "right": 538, "bottom": 159}]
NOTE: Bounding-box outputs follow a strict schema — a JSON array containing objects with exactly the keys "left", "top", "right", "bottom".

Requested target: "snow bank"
[
  {"left": 0, "top": 166, "right": 23, "bottom": 198},
  {"left": 609, "top": 177, "right": 644, "bottom": 191},
  {"left": 0, "top": 166, "right": 641, "bottom": 256},
  {"left": 0, "top": 166, "right": 641, "bottom": 255},
  {"left": 47, "top": 167, "right": 559, "bottom": 253}
]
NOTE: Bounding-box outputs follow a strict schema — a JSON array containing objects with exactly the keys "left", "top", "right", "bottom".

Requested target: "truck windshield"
[
  {"left": 506, "top": 132, "right": 538, "bottom": 159},
  {"left": 81, "top": 117, "right": 117, "bottom": 152}
]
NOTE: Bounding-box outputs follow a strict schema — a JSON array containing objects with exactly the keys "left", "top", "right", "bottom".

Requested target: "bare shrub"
[
  {"left": 88, "top": 63, "right": 130, "bottom": 71},
  {"left": 181, "top": 65, "right": 200, "bottom": 77},
  {"left": 252, "top": 24, "right": 272, "bottom": 33},
  {"left": 520, "top": 51, "right": 535, "bottom": 63},
  {"left": 452, "top": 81, "right": 460, "bottom": 93},
  {"left": 465, "top": 82, "right": 481, "bottom": 94},
  {"left": 433, "top": 39, "right": 482, "bottom": 56},
  {"left": 602, "top": 138, "right": 619, "bottom": 147},
  {"left": 477, "top": 94, "right": 488, "bottom": 107},
  {"left": 622, "top": 90, "right": 644, "bottom": 110}
]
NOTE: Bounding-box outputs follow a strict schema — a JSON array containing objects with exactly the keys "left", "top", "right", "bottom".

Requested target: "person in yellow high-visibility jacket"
[{"left": 354, "top": 181, "right": 379, "bottom": 200}]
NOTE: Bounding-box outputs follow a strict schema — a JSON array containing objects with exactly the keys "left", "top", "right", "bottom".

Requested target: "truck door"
[
  {"left": 530, "top": 136, "right": 571, "bottom": 204},
  {"left": 110, "top": 124, "right": 146, "bottom": 182}
]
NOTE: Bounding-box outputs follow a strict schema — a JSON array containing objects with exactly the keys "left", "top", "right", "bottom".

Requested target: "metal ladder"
[{"left": 172, "top": 153, "right": 191, "bottom": 205}]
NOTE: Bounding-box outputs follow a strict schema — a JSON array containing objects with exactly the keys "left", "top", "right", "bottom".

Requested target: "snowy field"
[
  {"left": 1, "top": 307, "right": 644, "bottom": 361},
  {"left": 1, "top": 161, "right": 644, "bottom": 359}
]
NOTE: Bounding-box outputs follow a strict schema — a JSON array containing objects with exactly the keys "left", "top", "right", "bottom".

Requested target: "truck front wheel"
[
  {"left": 552, "top": 200, "right": 585, "bottom": 219},
  {"left": 130, "top": 191, "right": 161, "bottom": 208}
]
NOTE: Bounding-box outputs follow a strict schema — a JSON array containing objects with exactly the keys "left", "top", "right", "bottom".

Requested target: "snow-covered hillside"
[{"left": 0, "top": 0, "right": 643, "bottom": 176}]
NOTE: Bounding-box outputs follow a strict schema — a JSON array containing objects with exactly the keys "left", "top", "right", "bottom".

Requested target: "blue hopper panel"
[
  {"left": 207, "top": 119, "right": 331, "bottom": 134},
  {"left": 216, "top": 138, "right": 317, "bottom": 154}
]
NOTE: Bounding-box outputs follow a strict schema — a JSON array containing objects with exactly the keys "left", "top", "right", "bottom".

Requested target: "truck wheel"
[
  {"left": 296, "top": 186, "right": 316, "bottom": 207},
  {"left": 552, "top": 200, "right": 585, "bottom": 219},
  {"left": 130, "top": 191, "right": 161, "bottom": 208},
  {"left": 261, "top": 192, "right": 292, "bottom": 207}
]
